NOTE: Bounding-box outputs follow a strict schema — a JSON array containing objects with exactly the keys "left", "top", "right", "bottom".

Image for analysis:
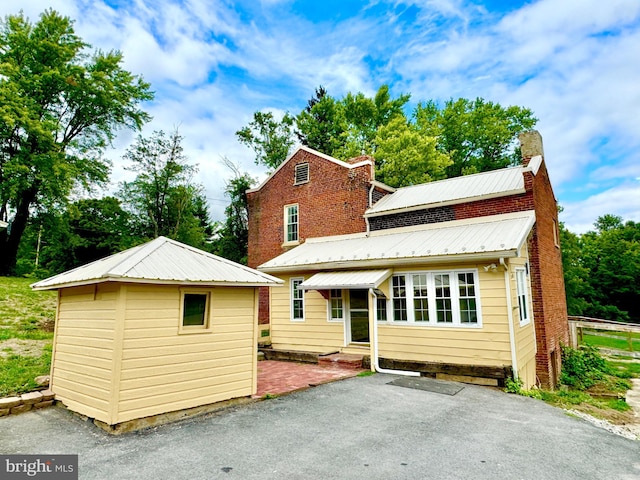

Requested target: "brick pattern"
[
  {"left": 248, "top": 149, "right": 375, "bottom": 323},
  {"left": 369, "top": 206, "right": 454, "bottom": 231}
]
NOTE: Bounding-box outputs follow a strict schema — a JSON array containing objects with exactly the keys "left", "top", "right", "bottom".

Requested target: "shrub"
[{"left": 560, "top": 344, "right": 608, "bottom": 390}]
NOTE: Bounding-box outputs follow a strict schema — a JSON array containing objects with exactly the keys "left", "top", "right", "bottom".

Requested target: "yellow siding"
[
  {"left": 117, "top": 285, "right": 257, "bottom": 423},
  {"left": 376, "top": 265, "right": 511, "bottom": 366},
  {"left": 51, "top": 283, "right": 119, "bottom": 423},
  {"left": 509, "top": 254, "right": 537, "bottom": 388},
  {"left": 270, "top": 274, "right": 344, "bottom": 352},
  {"left": 269, "top": 264, "right": 536, "bottom": 370}
]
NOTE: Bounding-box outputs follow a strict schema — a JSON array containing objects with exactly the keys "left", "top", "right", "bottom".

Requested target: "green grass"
[
  {"left": 357, "top": 370, "right": 376, "bottom": 377},
  {"left": 0, "top": 277, "right": 56, "bottom": 396},
  {"left": 582, "top": 333, "right": 640, "bottom": 352}
]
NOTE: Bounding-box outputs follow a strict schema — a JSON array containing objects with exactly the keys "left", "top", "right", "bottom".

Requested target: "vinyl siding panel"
[
  {"left": 270, "top": 275, "right": 345, "bottom": 351},
  {"left": 117, "top": 284, "right": 257, "bottom": 423},
  {"left": 51, "top": 284, "right": 119, "bottom": 423},
  {"left": 509, "top": 254, "right": 537, "bottom": 388},
  {"left": 377, "top": 266, "right": 511, "bottom": 366}
]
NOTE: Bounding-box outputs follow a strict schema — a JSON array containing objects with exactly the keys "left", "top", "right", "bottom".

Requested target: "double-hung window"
[
  {"left": 386, "top": 270, "right": 481, "bottom": 327},
  {"left": 284, "top": 204, "right": 299, "bottom": 243},
  {"left": 291, "top": 277, "right": 305, "bottom": 321},
  {"left": 329, "top": 289, "right": 344, "bottom": 321},
  {"left": 515, "top": 268, "right": 530, "bottom": 325}
]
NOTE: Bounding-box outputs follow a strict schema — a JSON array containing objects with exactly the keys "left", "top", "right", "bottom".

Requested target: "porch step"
[{"left": 318, "top": 353, "right": 364, "bottom": 370}]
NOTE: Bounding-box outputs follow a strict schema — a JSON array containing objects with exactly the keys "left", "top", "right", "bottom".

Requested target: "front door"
[{"left": 348, "top": 289, "right": 370, "bottom": 343}]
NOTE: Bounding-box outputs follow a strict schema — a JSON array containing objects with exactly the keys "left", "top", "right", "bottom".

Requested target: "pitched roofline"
[
  {"left": 32, "top": 277, "right": 282, "bottom": 291},
  {"left": 246, "top": 145, "right": 374, "bottom": 194},
  {"left": 370, "top": 180, "right": 396, "bottom": 193}
]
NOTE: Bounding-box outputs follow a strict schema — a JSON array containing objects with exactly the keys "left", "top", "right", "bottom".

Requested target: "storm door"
[{"left": 348, "top": 289, "right": 370, "bottom": 343}]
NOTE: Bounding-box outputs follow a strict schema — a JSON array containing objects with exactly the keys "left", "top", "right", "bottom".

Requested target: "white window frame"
[
  {"left": 382, "top": 269, "right": 482, "bottom": 328},
  {"left": 290, "top": 277, "right": 305, "bottom": 322},
  {"left": 179, "top": 289, "right": 212, "bottom": 334},
  {"left": 328, "top": 289, "right": 344, "bottom": 322},
  {"left": 515, "top": 268, "right": 531, "bottom": 326},
  {"left": 284, "top": 204, "right": 299, "bottom": 245}
]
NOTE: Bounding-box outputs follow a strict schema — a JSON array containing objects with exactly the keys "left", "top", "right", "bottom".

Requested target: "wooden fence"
[{"left": 568, "top": 316, "right": 640, "bottom": 353}]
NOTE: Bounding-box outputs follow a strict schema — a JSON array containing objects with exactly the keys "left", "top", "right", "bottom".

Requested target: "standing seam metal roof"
[
  {"left": 31, "top": 236, "right": 283, "bottom": 290},
  {"left": 259, "top": 211, "right": 536, "bottom": 272},
  {"left": 365, "top": 166, "right": 526, "bottom": 217}
]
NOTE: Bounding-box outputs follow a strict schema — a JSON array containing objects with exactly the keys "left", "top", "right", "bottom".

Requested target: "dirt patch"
[{"left": 0, "top": 339, "right": 50, "bottom": 358}]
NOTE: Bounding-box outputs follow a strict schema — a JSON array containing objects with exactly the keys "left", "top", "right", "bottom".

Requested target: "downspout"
[
  {"left": 501, "top": 258, "right": 519, "bottom": 380},
  {"left": 369, "top": 288, "right": 420, "bottom": 377}
]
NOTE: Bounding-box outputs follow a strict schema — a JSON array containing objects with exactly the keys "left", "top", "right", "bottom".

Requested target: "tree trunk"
[{"left": 0, "top": 187, "right": 37, "bottom": 276}]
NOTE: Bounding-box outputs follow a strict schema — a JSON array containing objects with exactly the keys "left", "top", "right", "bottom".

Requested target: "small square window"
[{"left": 180, "top": 290, "right": 211, "bottom": 332}]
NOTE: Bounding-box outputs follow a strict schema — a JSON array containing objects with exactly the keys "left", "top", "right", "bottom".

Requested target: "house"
[
  {"left": 248, "top": 131, "right": 569, "bottom": 388},
  {"left": 31, "top": 236, "right": 282, "bottom": 431},
  {"left": 247, "top": 146, "right": 394, "bottom": 326}
]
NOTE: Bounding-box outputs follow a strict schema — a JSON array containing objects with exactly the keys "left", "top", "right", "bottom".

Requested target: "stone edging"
[{"left": 0, "top": 390, "right": 56, "bottom": 417}]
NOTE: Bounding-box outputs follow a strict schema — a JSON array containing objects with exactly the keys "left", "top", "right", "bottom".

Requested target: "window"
[
  {"left": 284, "top": 204, "right": 299, "bottom": 243},
  {"left": 515, "top": 268, "right": 530, "bottom": 325},
  {"left": 376, "top": 297, "right": 387, "bottom": 321},
  {"left": 291, "top": 277, "right": 305, "bottom": 321},
  {"left": 294, "top": 163, "right": 309, "bottom": 185},
  {"left": 392, "top": 275, "right": 407, "bottom": 321},
  {"left": 386, "top": 270, "right": 481, "bottom": 327},
  {"left": 329, "top": 289, "right": 343, "bottom": 321},
  {"left": 553, "top": 220, "right": 559, "bottom": 247},
  {"left": 180, "top": 290, "right": 211, "bottom": 332}
]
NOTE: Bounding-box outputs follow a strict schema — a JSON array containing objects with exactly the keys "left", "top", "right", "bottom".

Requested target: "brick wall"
[
  {"left": 369, "top": 206, "right": 455, "bottom": 231},
  {"left": 247, "top": 148, "right": 374, "bottom": 323}
]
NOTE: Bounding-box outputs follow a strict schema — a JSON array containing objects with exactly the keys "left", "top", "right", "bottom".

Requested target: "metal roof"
[
  {"left": 259, "top": 211, "right": 536, "bottom": 273},
  {"left": 32, "top": 236, "right": 283, "bottom": 290},
  {"left": 299, "top": 269, "right": 392, "bottom": 290},
  {"left": 365, "top": 166, "right": 526, "bottom": 217}
]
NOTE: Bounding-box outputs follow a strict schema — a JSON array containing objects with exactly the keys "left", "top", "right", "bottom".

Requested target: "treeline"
[{"left": 561, "top": 215, "right": 640, "bottom": 323}]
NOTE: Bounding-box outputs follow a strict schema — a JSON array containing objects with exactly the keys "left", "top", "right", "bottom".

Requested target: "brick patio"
[{"left": 254, "top": 360, "right": 365, "bottom": 398}]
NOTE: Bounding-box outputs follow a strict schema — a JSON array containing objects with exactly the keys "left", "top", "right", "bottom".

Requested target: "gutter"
[
  {"left": 369, "top": 288, "right": 419, "bottom": 377},
  {"left": 501, "top": 257, "right": 519, "bottom": 380}
]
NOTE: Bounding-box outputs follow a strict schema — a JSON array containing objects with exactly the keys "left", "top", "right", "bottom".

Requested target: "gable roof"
[
  {"left": 246, "top": 145, "right": 375, "bottom": 194},
  {"left": 32, "top": 236, "right": 283, "bottom": 290},
  {"left": 365, "top": 164, "right": 535, "bottom": 218},
  {"left": 259, "top": 211, "right": 536, "bottom": 273}
]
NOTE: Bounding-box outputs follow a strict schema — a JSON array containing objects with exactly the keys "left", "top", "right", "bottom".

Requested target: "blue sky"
[{"left": 4, "top": 0, "right": 640, "bottom": 233}]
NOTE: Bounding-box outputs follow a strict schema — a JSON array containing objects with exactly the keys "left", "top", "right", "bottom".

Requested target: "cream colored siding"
[
  {"left": 509, "top": 255, "right": 537, "bottom": 388},
  {"left": 51, "top": 283, "right": 119, "bottom": 423},
  {"left": 376, "top": 265, "right": 511, "bottom": 366},
  {"left": 117, "top": 285, "right": 256, "bottom": 423},
  {"left": 271, "top": 275, "right": 344, "bottom": 351}
]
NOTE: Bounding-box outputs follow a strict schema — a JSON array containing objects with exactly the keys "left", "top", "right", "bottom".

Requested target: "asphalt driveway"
[{"left": 1, "top": 374, "right": 639, "bottom": 480}]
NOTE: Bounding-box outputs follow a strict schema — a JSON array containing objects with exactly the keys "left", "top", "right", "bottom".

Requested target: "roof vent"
[{"left": 294, "top": 163, "right": 309, "bottom": 185}]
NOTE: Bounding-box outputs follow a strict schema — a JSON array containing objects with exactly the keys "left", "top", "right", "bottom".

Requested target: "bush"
[{"left": 560, "top": 344, "right": 608, "bottom": 390}]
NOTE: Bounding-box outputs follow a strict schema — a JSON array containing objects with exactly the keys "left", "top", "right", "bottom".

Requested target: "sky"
[{"left": 3, "top": 0, "right": 640, "bottom": 233}]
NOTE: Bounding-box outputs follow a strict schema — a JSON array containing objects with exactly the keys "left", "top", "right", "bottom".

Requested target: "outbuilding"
[{"left": 31, "top": 236, "right": 282, "bottom": 430}]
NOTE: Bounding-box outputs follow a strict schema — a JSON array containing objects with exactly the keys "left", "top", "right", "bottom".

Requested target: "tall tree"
[
  {"left": 210, "top": 157, "right": 255, "bottom": 264},
  {"left": 414, "top": 98, "right": 537, "bottom": 177},
  {"left": 0, "top": 10, "right": 153, "bottom": 275},
  {"left": 236, "top": 111, "right": 296, "bottom": 170},
  {"left": 119, "top": 130, "right": 211, "bottom": 247}
]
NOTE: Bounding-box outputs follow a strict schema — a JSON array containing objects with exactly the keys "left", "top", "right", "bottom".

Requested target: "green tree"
[
  {"left": 210, "top": 158, "right": 255, "bottom": 264},
  {"left": 119, "top": 130, "right": 211, "bottom": 247},
  {"left": 236, "top": 111, "right": 296, "bottom": 170},
  {"left": 374, "top": 116, "right": 451, "bottom": 187},
  {"left": 414, "top": 98, "right": 537, "bottom": 177},
  {"left": 0, "top": 9, "right": 153, "bottom": 275}
]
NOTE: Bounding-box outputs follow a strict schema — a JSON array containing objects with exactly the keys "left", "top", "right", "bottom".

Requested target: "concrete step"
[{"left": 318, "top": 353, "right": 364, "bottom": 370}]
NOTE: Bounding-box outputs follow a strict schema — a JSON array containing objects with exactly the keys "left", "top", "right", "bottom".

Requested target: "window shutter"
[{"left": 294, "top": 163, "right": 309, "bottom": 185}]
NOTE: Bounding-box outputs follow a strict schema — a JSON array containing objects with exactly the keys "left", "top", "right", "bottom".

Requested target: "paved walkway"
[{"left": 254, "top": 360, "right": 364, "bottom": 397}]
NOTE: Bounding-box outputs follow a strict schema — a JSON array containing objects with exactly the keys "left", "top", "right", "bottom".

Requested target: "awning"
[{"left": 299, "top": 269, "right": 392, "bottom": 290}]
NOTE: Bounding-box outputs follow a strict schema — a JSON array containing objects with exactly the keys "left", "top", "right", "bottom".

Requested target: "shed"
[{"left": 31, "top": 236, "right": 282, "bottom": 429}]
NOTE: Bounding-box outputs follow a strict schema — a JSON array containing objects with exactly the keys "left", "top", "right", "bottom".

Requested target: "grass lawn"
[
  {"left": 0, "top": 277, "right": 56, "bottom": 397},
  {"left": 582, "top": 332, "right": 640, "bottom": 352}
]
